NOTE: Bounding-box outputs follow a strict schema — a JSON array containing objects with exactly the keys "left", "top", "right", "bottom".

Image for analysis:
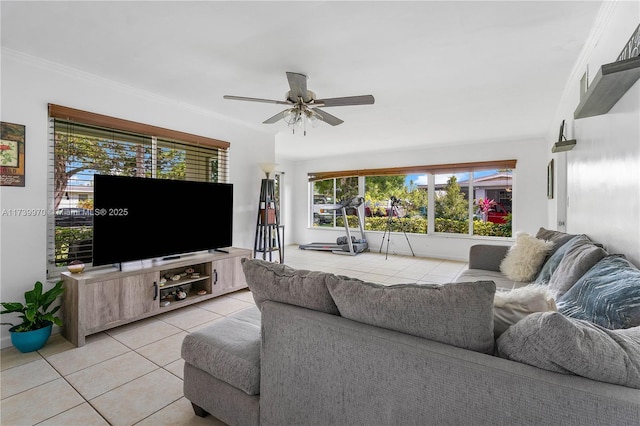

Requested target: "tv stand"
[
  {"left": 61, "top": 247, "right": 251, "bottom": 347},
  {"left": 162, "top": 255, "right": 182, "bottom": 260},
  {"left": 212, "top": 248, "right": 229, "bottom": 254}
]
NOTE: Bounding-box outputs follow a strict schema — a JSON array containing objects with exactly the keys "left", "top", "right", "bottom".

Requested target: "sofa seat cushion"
[
  {"left": 181, "top": 306, "right": 261, "bottom": 395},
  {"left": 558, "top": 255, "right": 640, "bottom": 329},
  {"left": 497, "top": 312, "right": 640, "bottom": 389},
  {"left": 326, "top": 277, "right": 496, "bottom": 354},
  {"left": 456, "top": 269, "right": 529, "bottom": 290},
  {"left": 241, "top": 258, "right": 339, "bottom": 314}
]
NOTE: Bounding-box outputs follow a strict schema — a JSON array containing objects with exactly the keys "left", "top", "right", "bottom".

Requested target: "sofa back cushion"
[
  {"left": 547, "top": 235, "right": 608, "bottom": 298},
  {"left": 535, "top": 227, "right": 577, "bottom": 258},
  {"left": 326, "top": 277, "right": 496, "bottom": 354},
  {"left": 497, "top": 312, "right": 640, "bottom": 389},
  {"left": 500, "top": 233, "right": 554, "bottom": 282},
  {"left": 241, "top": 258, "right": 339, "bottom": 314},
  {"left": 557, "top": 255, "right": 640, "bottom": 329}
]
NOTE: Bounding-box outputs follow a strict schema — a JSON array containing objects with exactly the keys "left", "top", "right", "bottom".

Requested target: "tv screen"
[{"left": 93, "top": 175, "right": 233, "bottom": 266}]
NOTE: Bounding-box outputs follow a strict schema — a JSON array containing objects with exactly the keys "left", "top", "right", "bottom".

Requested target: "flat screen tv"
[{"left": 93, "top": 174, "right": 233, "bottom": 266}]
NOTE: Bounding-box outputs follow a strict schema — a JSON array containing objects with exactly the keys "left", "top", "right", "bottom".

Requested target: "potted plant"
[{"left": 1, "top": 280, "right": 64, "bottom": 352}]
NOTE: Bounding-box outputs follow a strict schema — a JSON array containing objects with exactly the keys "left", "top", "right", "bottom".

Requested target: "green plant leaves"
[{"left": 1, "top": 280, "right": 64, "bottom": 331}]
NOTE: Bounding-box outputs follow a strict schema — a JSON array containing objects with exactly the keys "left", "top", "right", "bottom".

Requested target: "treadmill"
[{"left": 299, "top": 196, "right": 369, "bottom": 255}]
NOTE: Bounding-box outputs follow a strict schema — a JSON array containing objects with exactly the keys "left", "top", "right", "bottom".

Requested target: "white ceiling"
[{"left": 1, "top": 1, "right": 602, "bottom": 161}]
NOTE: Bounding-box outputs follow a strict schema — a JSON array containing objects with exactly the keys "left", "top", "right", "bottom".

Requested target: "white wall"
[
  {"left": 0, "top": 50, "right": 276, "bottom": 348},
  {"left": 281, "top": 137, "right": 548, "bottom": 261},
  {"left": 548, "top": 1, "right": 640, "bottom": 266}
]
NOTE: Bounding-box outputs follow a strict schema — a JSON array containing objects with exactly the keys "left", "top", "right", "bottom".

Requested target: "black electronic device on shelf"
[{"left": 93, "top": 174, "right": 233, "bottom": 266}]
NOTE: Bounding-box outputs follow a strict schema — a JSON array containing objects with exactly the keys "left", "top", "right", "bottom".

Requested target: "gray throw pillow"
[
  {"left": 557, "top": 255, "right": 640, "bottom": 329},
  {"left": 534, "top": 235, "right": 579, "bottom": 284},
  {"left": 547, "top": 235, "right": 607, "bottom": 298},
  {"left": 240, "top": 258, "right": 339, "bottom": 314},
  {"left": 326, "top": 276, "right": 496, "bottom": 354},
  {"left": 535, "top": 227, "right": 577, "bottom": 258},
  {"left": 497, "top": 312, "right": 640, "bottom": 389}
]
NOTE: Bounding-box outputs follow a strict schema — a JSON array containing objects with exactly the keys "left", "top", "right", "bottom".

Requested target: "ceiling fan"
[{"left": 223, "top": 72, "right": 375, "bottom": 135}]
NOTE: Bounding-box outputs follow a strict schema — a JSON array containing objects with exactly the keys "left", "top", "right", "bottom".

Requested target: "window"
[
  {"left": 308, "top": 161, "right": 514, "bottom": 238},
  {"left": 311, "top": 176, "right": 359, "bottom": 228},
  {"left": 47, "top": 104, "right": 229, "bottom": 275}
]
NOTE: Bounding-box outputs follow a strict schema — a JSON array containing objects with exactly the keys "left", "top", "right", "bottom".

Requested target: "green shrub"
[{"left": 338, "top": 216, "right": 510, "bottom": 237}]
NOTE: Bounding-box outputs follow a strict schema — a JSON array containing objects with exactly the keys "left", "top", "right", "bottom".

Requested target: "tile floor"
[{"left": 0, "top": 246, "right": 467, "bottom": 426}]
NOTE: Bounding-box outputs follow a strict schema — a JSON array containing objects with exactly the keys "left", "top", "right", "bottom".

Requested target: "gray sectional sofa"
[{"left": 182, "top": 228, "right": 640, "bottom": 426}]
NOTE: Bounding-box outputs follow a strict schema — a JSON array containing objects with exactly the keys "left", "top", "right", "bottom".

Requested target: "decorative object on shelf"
[
  {"left": 161, "top": 301, "right": 170, "bottom": 307},
  {"left": 171, "top": 274, "right": 181, "bottom": 281},
  {"left": 159, "top": 278, "right": 167, "bottom": 286},
  {"left": 0, "top": 121, "right": 26, "bottom": 187},
  {"left": 552, "top": 120, "right": 576, "bottom": 153},
  {"left": 185, "top": 267, "right": 195, "bottom": 274},
  {"left": 176, "top": 287, "right": 187, "bottom": 300},
  {"left": 616, "top": 23, "right": 639, "bottom": 62},
  {"left": 0, "top": 280, "right": 64, "bottom": 352},
  {"left": 197, "top": 290, "right": 207, "bottom": 296},
  {"left": 67, "top": 260, "right": 85, "bottom": 274},
  {"left": 191, "top": 273, "right": 200, "bottom": 278}
]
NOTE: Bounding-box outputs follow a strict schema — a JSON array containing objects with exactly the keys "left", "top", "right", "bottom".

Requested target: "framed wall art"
[
  {"left": 547, "top": 159, "right": 554, "bottom": 199},
  {"left": 0, "top": 122, "right": 26, "bottom": 187}
]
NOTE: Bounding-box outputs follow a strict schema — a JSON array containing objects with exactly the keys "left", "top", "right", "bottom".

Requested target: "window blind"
[
  {"left": 308, "top": 160, "right": 517, "bottom": 181},
  {"left": 47, "top": 105, "right": 229, "bottom": 275}
]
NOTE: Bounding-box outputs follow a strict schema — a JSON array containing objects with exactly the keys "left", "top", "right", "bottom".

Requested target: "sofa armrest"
[{"left": 468, "top": 244, "right": 510, "bottom": 271}]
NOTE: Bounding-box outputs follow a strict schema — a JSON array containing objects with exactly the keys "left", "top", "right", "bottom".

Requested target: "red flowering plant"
[{"left": 475, "top": 198, "right": 496, "bottom": 222}]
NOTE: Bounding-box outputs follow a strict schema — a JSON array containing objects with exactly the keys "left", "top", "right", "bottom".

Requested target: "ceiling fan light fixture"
[
  {"left": 305, "top": 109, "right": 320, "bottom": 128},
  {"left": 283, "top": 108, "right": 300, "bottom": 125}
]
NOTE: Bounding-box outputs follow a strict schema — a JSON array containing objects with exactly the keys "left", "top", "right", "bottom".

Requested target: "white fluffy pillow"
[
  {"left": 500, "top": 233, "right": 554, "bottom": 282},
  {"left": 494, "top": 284, "right": 557, "bottom": 337}
]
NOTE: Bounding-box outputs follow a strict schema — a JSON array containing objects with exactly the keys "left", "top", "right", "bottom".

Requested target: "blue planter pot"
[{"left": 9, "top": 322, "right": 53, "bottom": 353}]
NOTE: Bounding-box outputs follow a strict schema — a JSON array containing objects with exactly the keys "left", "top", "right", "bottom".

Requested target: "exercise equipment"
[
  {"left": 299, "top": 196, "right": 368, "bottom": 255},
  {"left": 379, "top": 196, "right": 415, "bottom": 260}
]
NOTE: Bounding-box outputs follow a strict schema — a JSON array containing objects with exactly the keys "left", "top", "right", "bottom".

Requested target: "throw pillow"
[
  {"left": 557, "top": 255, "right": 640, "bottom": 329},
  {"left": 500, "top": 233, "right": 554, "bottom": 282},
  {"left": 547, "top": 235, "right": 608, "bottom": 298},
  {"left": 534, "top": 235, "right": 579, "bottom": 284},
  {"left": 493, "top": 284, "right": 556, "bottom": 337},
  {"left": 326, "top": 277, "right": 496, "bottom": 354},
  {"left": 240, "top": 258, "right": 339, "bottom": 314},
  {"left": 497, "top": 312, "right": 640, "bottom": 389},
  {"left": 535, "top": 227, "right": 577, "bottom": 258}
]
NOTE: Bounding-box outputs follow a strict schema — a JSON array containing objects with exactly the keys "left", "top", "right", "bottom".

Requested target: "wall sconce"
[{"left": 552, "top": 120, "right": 577, "bottom": 153}]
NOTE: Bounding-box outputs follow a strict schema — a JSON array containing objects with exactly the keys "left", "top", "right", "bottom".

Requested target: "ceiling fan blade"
[
  {"left": 286, "top": 72, "right": 311, "bottom": 102},
  {"left": 314, "top": 95, "right": 375, "bottom": 107},
  {"left": 263, "top": 110, "right": 286, "bottom": 124},
  {"left": 311, "top": 108, "right": 344, "bottom": 126},
  {"left": 223, "top": 95, "right": 291, "bottom": 105}
]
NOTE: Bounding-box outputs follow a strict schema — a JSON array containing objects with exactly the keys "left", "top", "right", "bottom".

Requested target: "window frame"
[{"left": 308, "top": 161, "right": 515, "bottom": 238}]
